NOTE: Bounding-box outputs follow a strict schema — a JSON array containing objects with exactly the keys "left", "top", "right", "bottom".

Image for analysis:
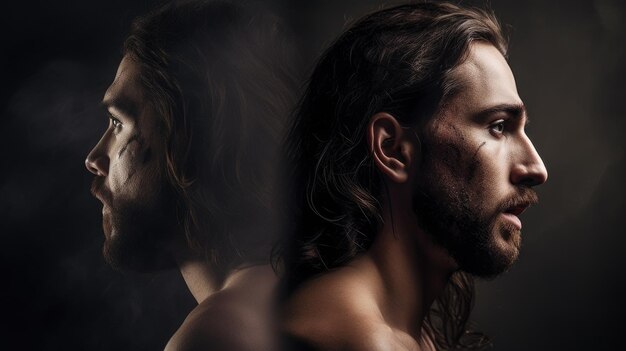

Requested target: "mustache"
[
  {"left": 90, "top": 176, "right": 113, "bottom": 204},
  {"left": 497, "top": 188, "right": 539, "bottom": 213}
]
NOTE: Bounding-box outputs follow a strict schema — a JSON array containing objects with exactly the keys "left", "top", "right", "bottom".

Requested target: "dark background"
[{"left": 2, "top": 0, "right": 624, "bottom": 350}]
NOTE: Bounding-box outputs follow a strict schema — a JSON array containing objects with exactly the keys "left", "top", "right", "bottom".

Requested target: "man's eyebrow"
[
  {"left": 100, "top": 96, "right": 140, "bottom": 120},
  {"left": 474, "top": 103, "right": 529, "bottom": 124}
]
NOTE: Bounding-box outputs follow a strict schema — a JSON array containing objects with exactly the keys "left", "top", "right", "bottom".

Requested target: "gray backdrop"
[{"left": 2, "top": 0, "right": 624, "bottom": 350}]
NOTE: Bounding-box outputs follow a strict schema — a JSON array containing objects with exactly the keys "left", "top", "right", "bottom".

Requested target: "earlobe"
[{"left": 367, "top": 112, "right": 415, "bottom": 184}]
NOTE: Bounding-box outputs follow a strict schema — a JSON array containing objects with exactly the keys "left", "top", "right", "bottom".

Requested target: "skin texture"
[
  {"left": 86, "top": 57, "right": 278, "bottom": 351},
  {"left": 87, "top": 56, "right": 175, "bottom": 271},
  {"left": 413, "top": 42, "right": 547, "bottom": 278},
  {"left": 282, "top": 42, "right": 547, "bottom": 351},
  {"left": 165, "top": 264, "right": 278, "bottom": 351}
]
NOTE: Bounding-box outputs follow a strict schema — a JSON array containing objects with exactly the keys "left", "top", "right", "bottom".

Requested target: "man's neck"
[
  {"left": 167, "top": 253, "right": 278, "bottom": 351},
  {"left": 177, "top": 257, "right": 220, "bottom": 303},
  {"left": 176, "top": 252, "right": 277, "bottom": 304},
  {"left": 362, "top": 190, "right": 458, "bottom": 338}
]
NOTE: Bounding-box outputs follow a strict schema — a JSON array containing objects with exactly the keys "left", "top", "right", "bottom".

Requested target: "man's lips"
[
  {"left": 504, "top": 203, "right": 530, "bottom": 216},
  {"left": 501, "top": 203, "right": 532, "bottom": 230},
  {"left": 90, "top": 177, "right": 112, "bottom": 205},
  {"left": 498, "top": 190, "right": 539, "bottom": 230},
  {"left": 501, "top": 212, "right": 522, "bottom": 229},
  {"left": 91, "top": 189, "right": 107, "bottom": 204}
]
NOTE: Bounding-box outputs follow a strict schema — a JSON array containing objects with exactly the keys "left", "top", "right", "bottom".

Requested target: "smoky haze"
[{"left": 2, "top": 0, "right": 624, "bottom": 350}]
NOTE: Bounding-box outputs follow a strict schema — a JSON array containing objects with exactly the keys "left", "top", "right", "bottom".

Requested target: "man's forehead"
[
  {"left": 102, "top": 56, "right": 144, "bottom": 120},
  {"left": 114, "top": 55, "right": 138, "bottom": 80},
  {"left": 448, "top": 42, "right": 523, "bottom": 113}
]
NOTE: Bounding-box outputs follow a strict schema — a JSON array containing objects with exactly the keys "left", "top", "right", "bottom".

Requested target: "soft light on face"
[
  {"left": 413, "top": 42, "right": 548, "bottom": 278},
  {"left": 85, "top": 56, "right": 176, "bottom": 271}
]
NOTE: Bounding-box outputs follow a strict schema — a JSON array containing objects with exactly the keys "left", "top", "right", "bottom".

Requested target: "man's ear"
[{"left": 367, "top": 112, "right": 417, "bottom": 184}]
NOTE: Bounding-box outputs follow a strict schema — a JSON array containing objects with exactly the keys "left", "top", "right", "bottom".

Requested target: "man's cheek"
[
  {"left": 422, "top": 141, "right": 470, "bottom": 184},
  {"left": 118, "top": 136, "right": 149, "bottom": 184},
  {"left": 465, "top": 141, "right": 487, "bottom": 181},
  {"left": 109, "top": 150, "right": 143, "bottom": 191}
]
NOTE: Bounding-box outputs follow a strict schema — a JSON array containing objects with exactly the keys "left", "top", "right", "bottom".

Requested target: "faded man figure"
[
  {"left": 280, "top": 3, "right": 547, "bottom": 350},
  {"left": 85, "top": 1, "right": 296, "bottom": 350}
]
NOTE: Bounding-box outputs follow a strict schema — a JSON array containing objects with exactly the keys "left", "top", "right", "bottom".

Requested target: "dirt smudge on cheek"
[
  {"left": 445, "top": 123, "right": 491, "bottom": 185},
  {"left": 118, "top": 132, "right": 146, "bottom": 185},
  {"left": 426, "top": 121, "right": 488, "bottom": 186},
  {"left": 118, "top": 133, "right": 143, "bottom": 159},
  {"left": 467, "top": 141, "right": 486, "bottom": 182}
]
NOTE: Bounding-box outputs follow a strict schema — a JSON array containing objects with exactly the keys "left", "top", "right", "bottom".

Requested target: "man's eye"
[
  {"left": 110, "top": 117, "right": 122, "bottom": 128},
  {"left": 489, "top": 120, "right": 505, "bottom": 136}
]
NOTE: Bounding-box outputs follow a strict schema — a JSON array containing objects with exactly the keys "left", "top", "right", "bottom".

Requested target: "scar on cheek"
[
  {"left": 467, "top": 141, "right": 486, "bottom": 181},
  {"left": 471, "top": 141, "right": 486, "bottom": 160},
  {"left": 123, "top": 147, "right": 151, "bottom": 185},
  {"left": 118, "top": 133, "right": 145, "bottom": 185},
  {"left": 118, "top": 133, "right": 144, "bottom": 158}
]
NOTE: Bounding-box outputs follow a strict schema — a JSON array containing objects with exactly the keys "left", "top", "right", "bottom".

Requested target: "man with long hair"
[
  {"left": 281, "top": 2, "right": 547, "bottom": 350},
  {"left": 85, "top": 1, "right": 296, "bottom": 350}
]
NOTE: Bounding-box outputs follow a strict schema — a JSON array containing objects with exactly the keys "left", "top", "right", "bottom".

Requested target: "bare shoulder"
[
  {"left": 165, "top": 289, "right": 274, "bottom": 351},
  {"left": 281, "top": 269, "right": 415, "bottom": 351}
]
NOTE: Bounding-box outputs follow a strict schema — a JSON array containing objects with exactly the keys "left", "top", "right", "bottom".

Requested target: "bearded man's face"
[
  {"left": 86, "top": 56, "right": 177, "bottom": 271},
  {"left": 413, "top": 42, "right": 547, "bottom": 278}
]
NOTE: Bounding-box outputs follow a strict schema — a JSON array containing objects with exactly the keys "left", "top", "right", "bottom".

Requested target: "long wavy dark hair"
[
  {"left": 281, "top": 2, "right": 507, "bottom": 349},
  {"left": 123, "top": 0, "right": 298, "bottom": 279}
]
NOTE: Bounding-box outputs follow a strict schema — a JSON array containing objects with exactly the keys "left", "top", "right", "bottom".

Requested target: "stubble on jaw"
[
  {"left": 93, "top": 126, "right": 173, "bottom": 271},
  {"left": 412, "top": 120, "right": 515, "bottom": 278},
  {"left": 412, "top": 118, "right": 539, "bottom": 277},
  {"left": 100, "top": 181, "right": 177, "bottom": 272}
]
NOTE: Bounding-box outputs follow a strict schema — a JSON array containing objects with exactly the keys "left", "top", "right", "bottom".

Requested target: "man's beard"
[
  {"left": 92, "top": 178, "right": 177, "bottom": 272},
  {"left": 412, "top": 165, "right": 538, "bottom": 279}
]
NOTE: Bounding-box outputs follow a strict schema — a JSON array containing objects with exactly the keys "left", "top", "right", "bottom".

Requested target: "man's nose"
[
  {"left": 85, "top": 136, "right": 109, "bottom": 177},
  {"left": 510, "top": 135, "right": 548, "bottom": 187}
]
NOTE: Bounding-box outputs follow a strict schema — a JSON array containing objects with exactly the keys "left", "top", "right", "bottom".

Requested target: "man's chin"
[
  {"left": 462, "top": 253, "right": 517, "bottom": 280},
  {"left": 458, "top": 226, "right": 521, "bottom": 280}
]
